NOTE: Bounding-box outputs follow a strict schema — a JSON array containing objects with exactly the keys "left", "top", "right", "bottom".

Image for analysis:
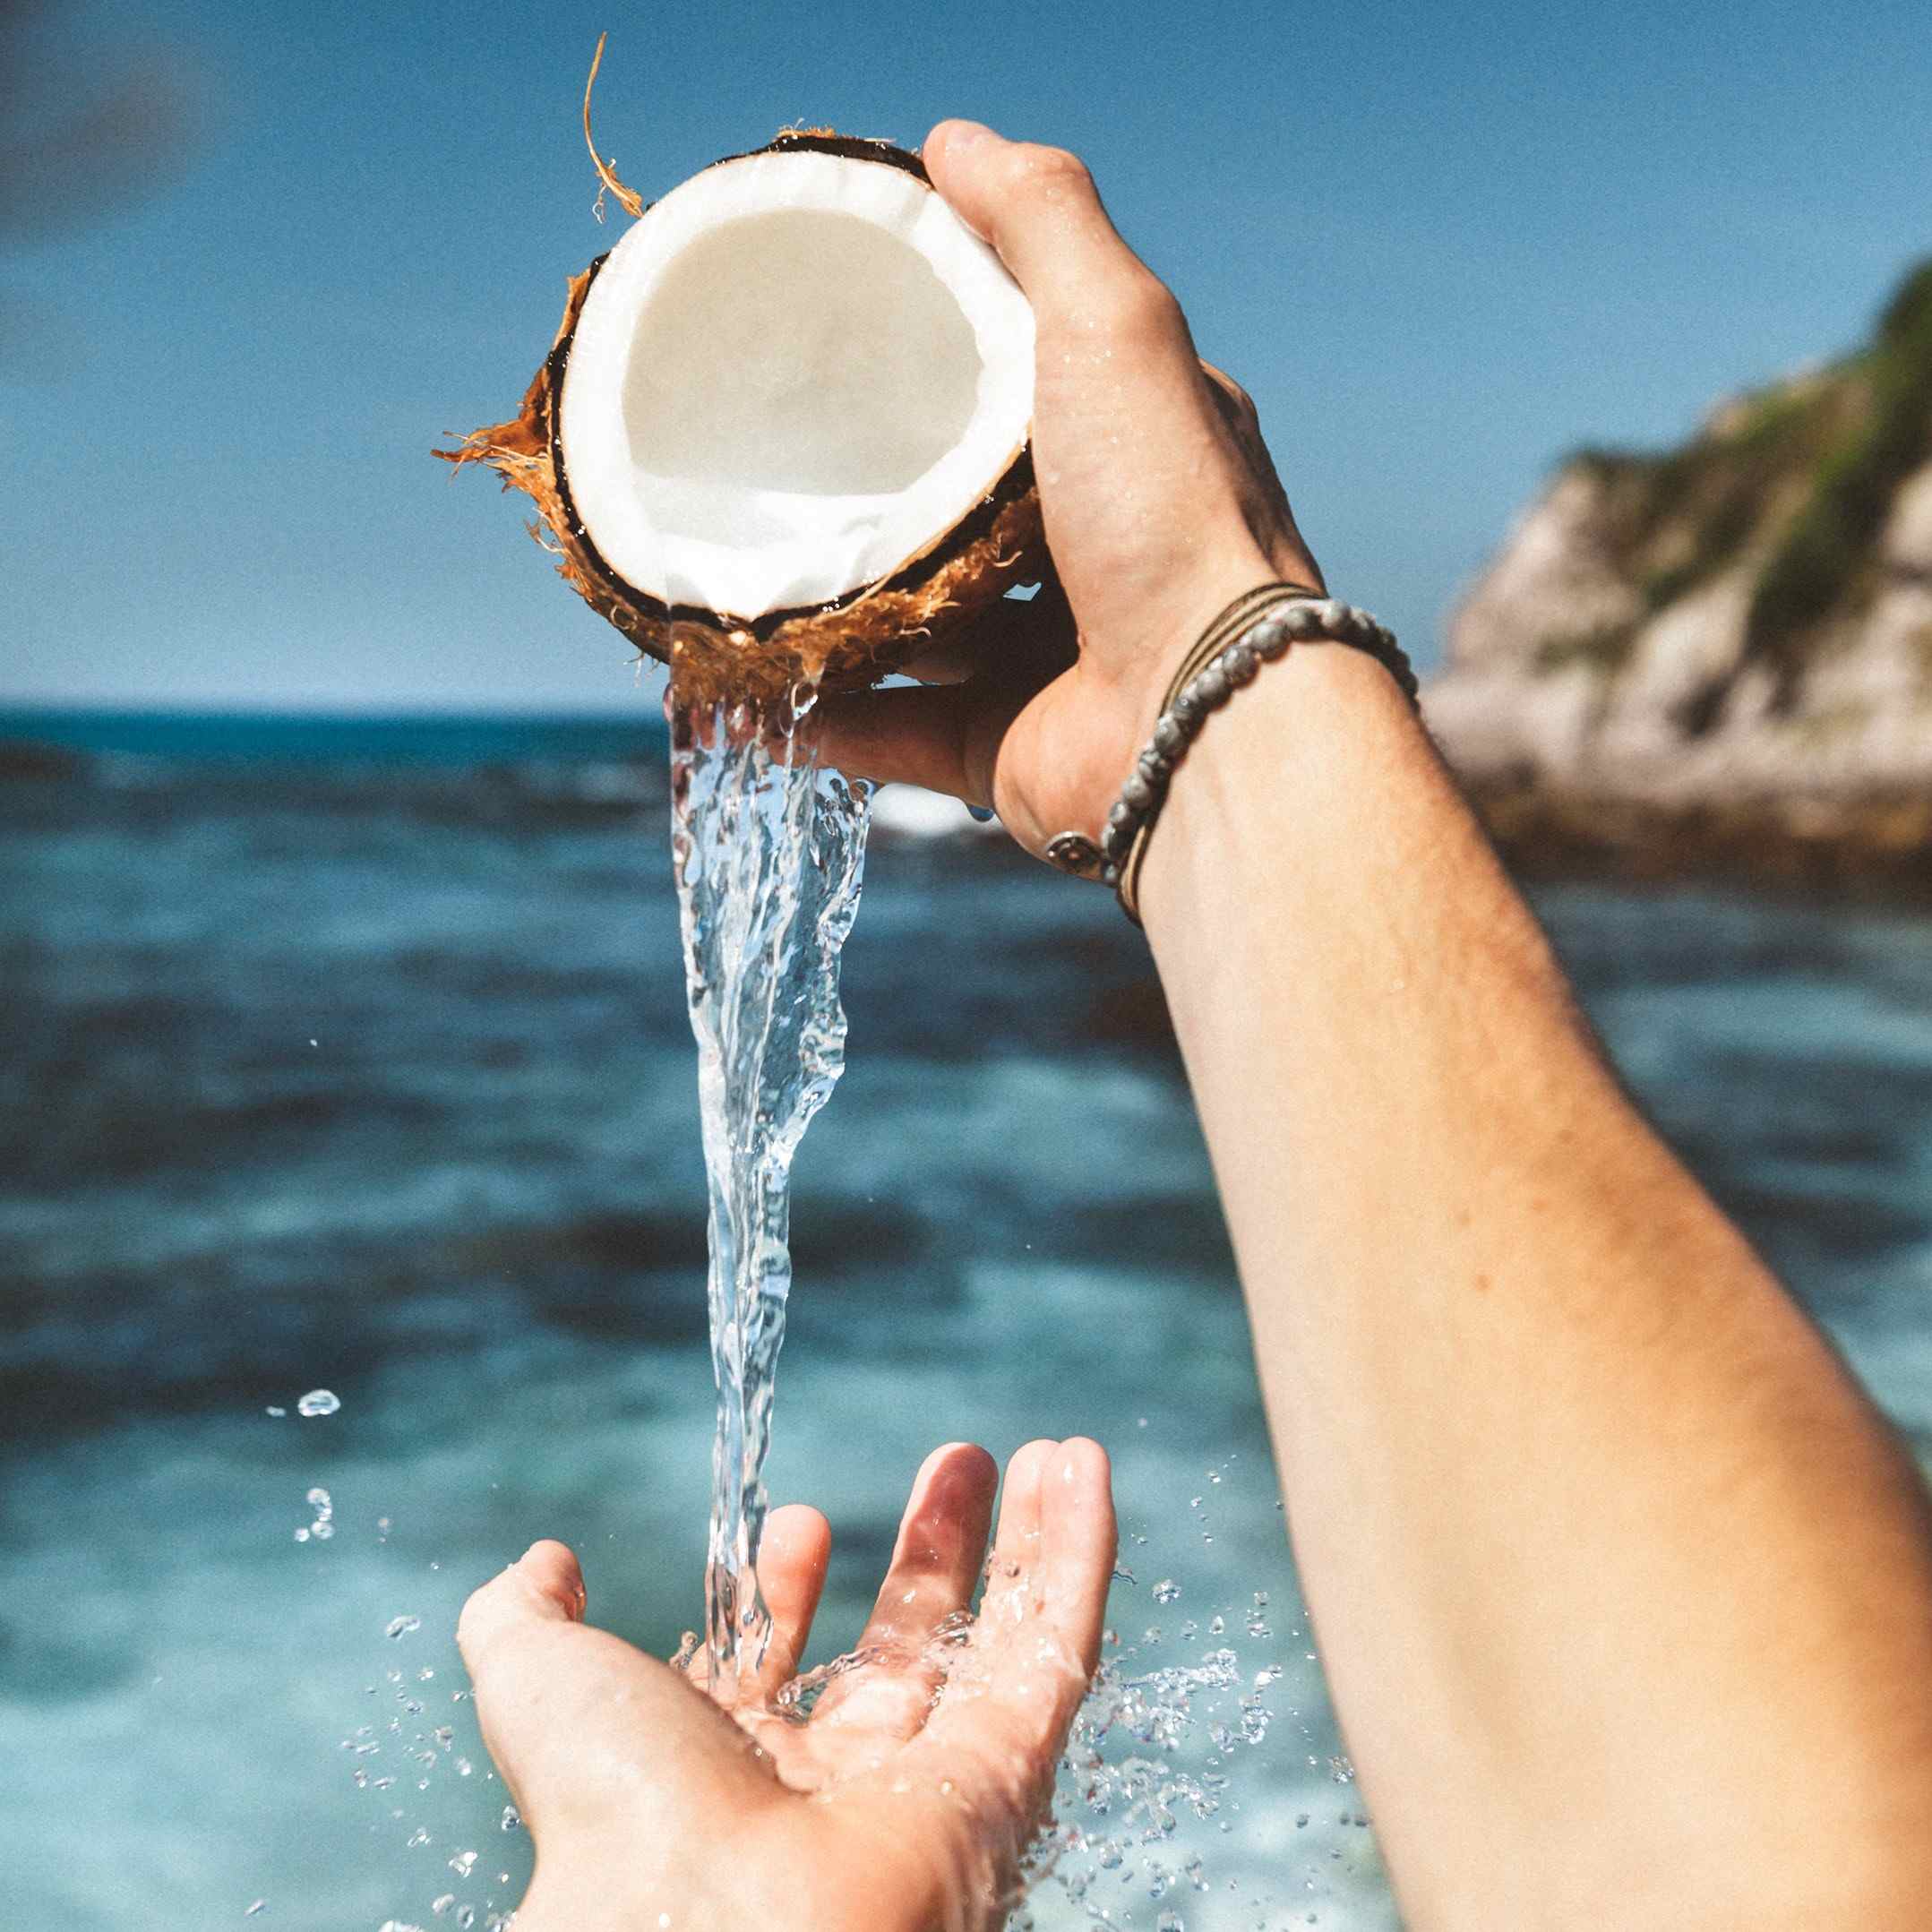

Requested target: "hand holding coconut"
[
  {"left": 812, "top": 119, "right": 1329, "bottom": 861},
  {"left": 442, "top": 107, "right": 1327, "bottom": 849}
]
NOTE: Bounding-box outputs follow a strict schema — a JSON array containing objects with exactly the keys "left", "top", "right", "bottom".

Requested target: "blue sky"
[{"left": 4, "top": 0, "right": 1928, "bottom": 709}]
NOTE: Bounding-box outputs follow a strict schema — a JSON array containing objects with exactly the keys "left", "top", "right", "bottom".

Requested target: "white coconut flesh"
[{"left": 558, "top": 148, "right": 1036, "bottom": 622}]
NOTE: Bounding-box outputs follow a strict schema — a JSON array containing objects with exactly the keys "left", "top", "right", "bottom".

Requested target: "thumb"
[
  {"left": 923, "top": 121, "right": 1163, "bottom": 322},
  {"left": 457, "top": 1539, "right": 587, "bottom": 1681},
  {"left": 454, "top": 1541, "right": 597, "bottom": 1829}
]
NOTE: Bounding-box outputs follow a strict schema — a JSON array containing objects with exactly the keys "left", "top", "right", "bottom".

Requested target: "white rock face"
[
  {"left": 1428, "top": 455, "right": 1932, "bottom": 805},
  {"left": 1881, "top": 461, "right": 1932, "bottom": 573},
  {"left": 1584, "top": 567, "right": 1754, "bottom": 796},
  {"left": 1421, "top": 665, "right": 1601, "bottom": 784},
  {"left": 1443, "top": 467, "right": 1646, "bottom": 679}
]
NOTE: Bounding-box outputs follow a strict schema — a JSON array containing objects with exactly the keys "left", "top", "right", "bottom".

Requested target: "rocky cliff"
[{"left": 1426, "top": 260, "right": 1932, "bottom": 892}]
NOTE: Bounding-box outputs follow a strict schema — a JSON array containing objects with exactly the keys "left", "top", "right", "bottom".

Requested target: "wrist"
[{"left": 1135, "top": 633, "right": 1430, "bottom": 938}]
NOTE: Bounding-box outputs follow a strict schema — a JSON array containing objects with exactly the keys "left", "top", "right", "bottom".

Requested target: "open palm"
[{"left": 458, "top": 1438, "right": 1115, "bottom": 1932}]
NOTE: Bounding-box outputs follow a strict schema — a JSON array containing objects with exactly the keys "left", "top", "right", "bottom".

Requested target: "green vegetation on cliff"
[
  {"left": 1557, "top": 258, "right": 1932, "bottom": 702},
  {"left": 1747, "top": 261, "right": 1932, "bottom": 687}
]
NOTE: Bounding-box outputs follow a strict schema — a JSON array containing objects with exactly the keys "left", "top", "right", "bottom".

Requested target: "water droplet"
[
  {"left": 263, "top": 1406, "right": 286, "bottom": 1418},
  {"left": 385, "top": 1616, "right": 422, "bottom": 1641},
  {"left": 1152, "top": 1579, "right": 1181, "bottom": 1605},
  {"left": 244, "top": 1904, "right": 265, "bottom": 1919},
  {"left": 407, "top": 1828, "right": 430, "bottom": 1849},
  {"left": 431, "top": 1899, "right": 456, "bottom": 1919},
  {"left": 499, "top": 1804, "right": 520, "bottom": 1833},
  {"left": 448, "top": 1850, "right": 477, "bottom": 1878},
  {"left": 296, "top": 1389, "right": 339, "bottom": 1418}
]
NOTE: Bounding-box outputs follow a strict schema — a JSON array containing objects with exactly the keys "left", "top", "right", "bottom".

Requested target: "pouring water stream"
[{"left": 668, "top": 689, "right": 872, "bottom": 1699}]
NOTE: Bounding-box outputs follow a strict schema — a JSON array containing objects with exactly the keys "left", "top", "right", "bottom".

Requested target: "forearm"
[{"left": 1141, "top": 640, "right": 1932, "bottom": 1926}]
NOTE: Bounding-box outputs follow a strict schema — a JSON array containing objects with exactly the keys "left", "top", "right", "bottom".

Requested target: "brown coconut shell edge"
[{"left": 436, "top": 132, "right": 1046, "bottom": 708}]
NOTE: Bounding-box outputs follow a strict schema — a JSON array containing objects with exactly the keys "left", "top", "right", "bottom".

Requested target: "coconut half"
[{"left": 441, "top": 130, "right": 1044, "bottom": 704}]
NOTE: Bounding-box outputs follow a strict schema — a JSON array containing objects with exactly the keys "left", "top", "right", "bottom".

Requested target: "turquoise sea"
[{"left": 4, "top": 708, "right": 1932, "bottom": 1930}]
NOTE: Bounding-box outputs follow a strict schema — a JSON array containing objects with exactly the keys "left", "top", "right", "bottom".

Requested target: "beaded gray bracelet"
[{"left": 1041, "top": 584, "right": 1419, "bottom": 925}]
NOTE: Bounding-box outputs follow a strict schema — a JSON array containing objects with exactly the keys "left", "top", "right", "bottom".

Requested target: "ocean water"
[{"left": 4, "top": 709, "right": 1932, "bottom": 1931}]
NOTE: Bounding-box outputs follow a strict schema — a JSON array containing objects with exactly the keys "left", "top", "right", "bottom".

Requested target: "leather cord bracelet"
[{"left": 1041, "top": 581, "right": 1419, "bottom": 925}]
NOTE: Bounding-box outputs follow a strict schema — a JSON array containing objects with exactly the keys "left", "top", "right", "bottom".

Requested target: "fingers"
[
  {"left": 810, "top": 587, "right": 1075, "bottom": 807},
  {"left": 923, "top": 120, "right": 1209, "bottom": 432},
  {"left": 811, "top": 1443, "right": 999, "bottom": 1734},
  {"left": 752, "top": 1503, "right": 831, "bottom": 1696},
  {"left": 920, "top": 1438, "right": 1116, "bottom": 1772},
  {"left": 1033, "top": 1436, "right": 1116, "bottom": 1677},
  {"left": 924, "top": 122, "right": 1169, "bottom": 328},
  {"left": 861, "top": 1443, "right": 1000, "bottom": 1654},
  {"left": 1200, "top": 361, "right": 1257, "bottom": 429},
  {"left": 983, "top": 1437, "right": 1055, "bottom": 1606},
  {"left": 457, "top": 1539, "right": 587, "bottom": 1680},
  {"left": 989, "top": 1437, "right": 1114, "bottom": 1677},
  {"left": 1200, "top": 362, "right": 1326, "bottom": 593},
  {"left": 895, "top": 575, "right": 1070, "bottom": 685},
  {"left": 811, "top": 679, "right": 1010, "bottom": 806}
]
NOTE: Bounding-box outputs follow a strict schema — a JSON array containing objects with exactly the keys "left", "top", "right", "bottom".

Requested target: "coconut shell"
[{"left": 437, "top": 133, "right": 1046, "bottom": 709}]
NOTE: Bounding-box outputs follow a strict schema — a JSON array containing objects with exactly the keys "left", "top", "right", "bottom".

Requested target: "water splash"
[
  {"left": 669, "top": 692, "right": 872, "bottom": 1698},
  {"left": 294, "top": 1485, "right": 334, "bottom": 1543}
]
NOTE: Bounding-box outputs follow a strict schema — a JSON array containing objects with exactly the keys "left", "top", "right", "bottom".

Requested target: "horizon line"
[{"left": 0, "top": 698, "right": 669, "bottom": 720}]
